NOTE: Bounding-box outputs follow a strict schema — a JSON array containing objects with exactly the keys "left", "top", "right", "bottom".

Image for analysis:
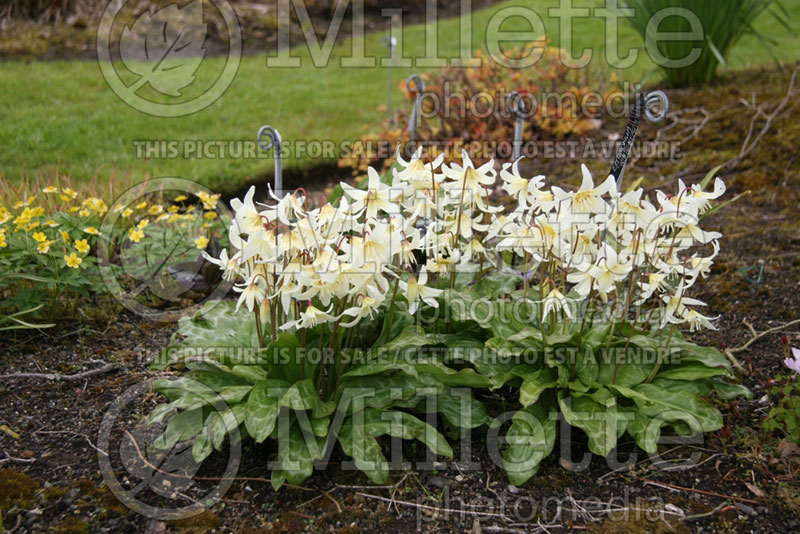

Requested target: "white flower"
[
  {"left": 442, "top": 151, "right": 496, "bottom": 197},
  {"left": 234, "top": 275, "right": 267, "bottom": 312},
  {"left": 684, "top": 309, "right": 718, "bottom": 332},
  {"left": 342, "top": 167, "right": 400, "bottom": 219},
  {"left": 552, "top": 165, "right": 615, "bottom": 215},
  {"left": 541, "top": 288, "right": 572, "bottom": 321},
  {"left": 399, "top": 267, "right": 442, "bottom": 314},
  {"left": 280, "top": 305, "right": 339, "bottom": 330},
  {"left": 341, "top": 285, "right": 386, "bottom": 327},
  {"left": 231, "top": 186, "right": 263, "bottom": 235},
  {"left": 202, "top": 248, "right": 239, "bottom": 282}
]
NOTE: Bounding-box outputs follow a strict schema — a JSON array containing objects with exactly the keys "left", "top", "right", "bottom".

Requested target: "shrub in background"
[{"left": 338, "top": 41, "right": 616, "bottom": 174}]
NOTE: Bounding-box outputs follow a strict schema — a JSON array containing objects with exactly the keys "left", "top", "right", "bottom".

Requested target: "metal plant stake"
[
  {"left": 506, "top": 91, "right": 527, "bottom": 161},
  {"left": 257, "top": 125, "right": 283, "bottom": 197},
  {"left": 384, "top": 36, "right": 397, "bottom": 126},
  {"left": 406, "top": 74, "right": 424, "bottom": 150},
  {"left": 609, "top": 90, "right": 669, "bottom": 190},
  {"left": 581, "top": 90, "right": 670, "bottom": 318}
]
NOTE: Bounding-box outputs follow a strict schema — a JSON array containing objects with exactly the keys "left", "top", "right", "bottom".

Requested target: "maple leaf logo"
[{"left": 120, "top": 1, "right": 208, "bottom": 97}]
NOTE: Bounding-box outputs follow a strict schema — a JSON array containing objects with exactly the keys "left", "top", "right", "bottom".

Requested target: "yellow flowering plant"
[{"left": 0, "top": 185, "right": 228, "bottom": 319}]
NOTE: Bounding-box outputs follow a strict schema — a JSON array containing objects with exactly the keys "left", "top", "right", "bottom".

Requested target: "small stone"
[
  {"left": 429, "top": 476, "right": 448, "bottom": 489},
  {"left": 507, "top": 484, "right": 519, "bottom": 494},
  {"left": 735, "top": 502, "right": 756, "bottom": 516},
  {"left": 22, "top": 449, "right": 35, "bottom": 458}
]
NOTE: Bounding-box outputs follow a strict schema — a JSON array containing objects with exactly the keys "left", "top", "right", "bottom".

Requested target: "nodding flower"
[{"left": 216, "top": 154, "right": 726, "bottom": 333}]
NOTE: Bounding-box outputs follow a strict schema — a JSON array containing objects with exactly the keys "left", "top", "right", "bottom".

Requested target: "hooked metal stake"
[
  {"left": 609, "top": 90, "right": 670, "bottom": 191},
  {"left": 257, "top": 125, "right": 283, "bottom": 197},
  {"left": 506, "top": 91, "right": 526, "bottom": 161},
  {"left": 383, "top": 36, "right": 397, "bottom": 126},
  {"left": 406, "top": 74, "right": 424, "bottom": 150}
]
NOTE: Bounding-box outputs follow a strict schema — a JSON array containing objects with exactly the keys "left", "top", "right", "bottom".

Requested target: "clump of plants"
[
  {"left": 151, "top": 148, "right": 748, "bottom": 488},
  {"left": 622, "top": 0, "right": 789, "bottom": 86},
  {"left": 0, "top": 185, "right": 226, "bottom": 324},
  {"left": 338, "top": 41, "right": 616, "bottom": 174}
]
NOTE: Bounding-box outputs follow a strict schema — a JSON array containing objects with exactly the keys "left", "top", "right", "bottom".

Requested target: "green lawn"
[{"left": 1, "top": 0, "right": 798, "bottom": 194}]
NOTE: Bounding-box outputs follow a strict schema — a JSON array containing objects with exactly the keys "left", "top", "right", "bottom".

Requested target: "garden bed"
[{"left": 1, "top": 65, "right": 799, "bottom": 533}]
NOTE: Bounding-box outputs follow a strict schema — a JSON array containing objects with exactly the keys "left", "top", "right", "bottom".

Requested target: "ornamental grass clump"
[
  {"left": 152, "top": 149, "right": 749, "bottom": 487},
  {"left": 622, "top": 0, "right": 788, "bottom": 86}
]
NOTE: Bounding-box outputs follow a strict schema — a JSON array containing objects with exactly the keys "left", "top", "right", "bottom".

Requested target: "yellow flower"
[
  {"left": 83, "top": 227, "right": 99, "bottom": 235},
  {"left": 128, "top": 228, "right": 144, "bottom": 243},
  {"left": 136, "top": 201, "right": 147, "bottom": 210},
  {"left": 75, "top": 239, "right": 90, "bottom": 254},
  {"left": 204, "top": 211, "right": 217, "bottom": 221},
  {"left": 196, "top": 191, "right": 220, "bottom": 210},
  {"left": 182, "top": 213, "right": 195, "bottom": 221},
  {"left": 168, "top": 205, "right": 180, "bottom": 213},
  {"left": 194, "top": 236, "right": 209, "bottom": 249},
  {"left": 174, "top": 195, "right": 187, "bottom": 202},
  {"left": 44, "top": 219, "right": 58, "bottom": 228},
  {"left": 25, "top": 222, "right": 39, "bottom": 231},
  {"left": 37, "top": 240, "right": 52, "bottom": 254},
  {"left": 32, "top": 232, "right": 47, "bottom": 243},
  {"left": 69, "top": 206, "right": 80, "bottom": 213},
  {"left": 43, "top": 186, "right": 58, "bottom": 194},
  {"left": 60, "top": 230, "right": 71, "bottom": 242},
  {"left": 155, "top": 213, "right": 169, "bottom": 222},
  {"left": 122, "top": 208, "right": 133, "bottom": 218},
  {"left": 14, "top": 196, "right": 34, "bottom": 209},
  {"left": 201, "top": 222, "right": 211, "bottom": 230},
  {"left": 87, "top": 198, "right": 107, "bottom": 214},
  {"left": 0, "top": 208, "right": 11, "bottom": 225},
  {"left": 62, "top": 188, "right": 78, "bottom": 199},
  {"left": 148, "top": 205, "right": 164, "bottom": 215},
  {"left": 78, "top": 208, "right": 90, "bottom": 217},
  {"left": 64, "top": 252, "right": 82, "bottom": 268},
  {"left": 137, "top": 218, "right": 149, "bottom": 229},
  {"left": 0, "top": 234, "right": 6, "bottom": 248},
  {"left": 30, "top": 207, "right": 44, "bottom": 217}
]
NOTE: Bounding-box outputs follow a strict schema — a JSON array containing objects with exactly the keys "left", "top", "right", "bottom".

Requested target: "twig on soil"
[
  {"left": 723, "top": 66, "right": 800, "bottom": 170},
  {"left": 724, "top": 317, "right": 800, "bottom": 370},
  {"left": 683, "top": 502, "right": 735, "bottom": 521},
  {"left": 0, "top": 450, "right": 35, "bottom": 464},
  {"left": 0, "top": 362, "right": 122, "bottom": 381},
  {"left": 354, "top": 491, "right": 514, "bottom": 521},
  {"left": 4, "top": 513, "right": 23, "bottom": 533},
  {"left": 34, "top": 430, "right": 108, "bottom": 457},
  {"left": 638, "top": 477, "right": 760, "bottom": 504}
]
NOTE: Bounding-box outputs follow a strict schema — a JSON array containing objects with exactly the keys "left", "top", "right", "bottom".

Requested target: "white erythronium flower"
[
  {"left": 280, "top": 304, "right": 339, "bottom": 331},
  {"left": 342, "top": 167, "right": 400, "bottom": 220},
  {"left": 442, "top": 150, "right": 496, "bottom": 198},
  {"left": 399, "top": 267, "right": 442, "bottom": 314},
  {"left": 552, "top": 164, "right": 615, "bottom": 215},
  {"left": 202, "top": 248, "right": 239, "bottom": 282},
  {"left": 209, "top": 154, "right": 726, "bottom": 337},
  {"left": 541, "top": 288, "right": 572, "bottom": 321},
  {"left": 393, "top": 146, "right": 445, "bottom": 187},
  {"left": 341, "top": 284, "right": 386, "bottom": 327},
  {"left": 231, "top": 186, "right": 264, "bottom": 235},
  {"left": 234, "top": 274, "right": 267, "bottom": 312}
]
